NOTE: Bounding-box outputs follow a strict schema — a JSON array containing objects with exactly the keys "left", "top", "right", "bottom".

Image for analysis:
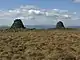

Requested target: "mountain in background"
[
  {"left": 67, "top": 26, "right": 80, "bottom": 28},
  {"left": 0, "top": 26, "right": 10, "bottom": 29},
  {"left": 25, "top": 25, "right": 56, "bottom": 29},
  {"left": 0, "top": 25, "right": 80, "bottom": 29},
  {"left": 25, "top": 25, "right": 80, "bottom": 29}
]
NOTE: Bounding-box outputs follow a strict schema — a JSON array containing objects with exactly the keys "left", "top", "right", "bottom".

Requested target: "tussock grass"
[{"left": 0, "top": 29, "right": 80, "bottom": 60}]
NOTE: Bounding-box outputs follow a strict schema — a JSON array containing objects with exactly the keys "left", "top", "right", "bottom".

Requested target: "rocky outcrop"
[
  {"left": 11, "top": 19, "right": 25, "bottom": 29},
  {"left": 56, "top": 21, "right": 65, "bottom": 29}
]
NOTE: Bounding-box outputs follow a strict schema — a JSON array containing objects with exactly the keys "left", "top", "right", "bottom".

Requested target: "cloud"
[
  {"left": 0, "top": 5, "right": 79, "bottom": 26},
  {"left": 73, "top": 0, "right": 80, "bottom": 3}
]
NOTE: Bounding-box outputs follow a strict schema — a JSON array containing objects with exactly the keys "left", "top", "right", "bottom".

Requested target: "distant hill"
[
  {"left": 0, "top": 26, "right": 10, "bottom": 29},
  {"left": 67, "top": 26, "right": 80, "bottom": 28},
  {"left": 0, "top": 25, "right": 80, "bottom": 30},
  {"left": 25, "top": 25, "right": 80, "bottom": 29},
  {"left": 25, "top": 25, "right": 56, "bottom": 29}
]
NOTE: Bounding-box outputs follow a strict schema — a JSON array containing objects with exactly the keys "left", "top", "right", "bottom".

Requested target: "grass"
[{"left": 0, "top": 29, "right": 80, "bottom": 60}]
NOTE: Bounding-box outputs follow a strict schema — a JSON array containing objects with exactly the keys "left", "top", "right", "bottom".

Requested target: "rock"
[
  {"left": 56, "top": 21, "right": 65, "bottom": 29},
  {"left": 11, "top": 19, "right": 25, "bottom": 29}
]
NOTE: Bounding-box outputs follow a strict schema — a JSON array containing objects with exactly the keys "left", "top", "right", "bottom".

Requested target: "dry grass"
[{"left": 0, "top": 30, "right": 80, "bottom": 60}]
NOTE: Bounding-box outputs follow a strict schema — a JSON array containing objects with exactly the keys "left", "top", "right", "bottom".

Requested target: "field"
[{"left": 0, "top": 29, "right": 80, "bottom": 60}]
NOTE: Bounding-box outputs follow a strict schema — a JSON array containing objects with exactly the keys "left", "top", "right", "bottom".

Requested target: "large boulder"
[
  {"left": 11, "top": 19, "right": 25, "bottom": 29},
  {"left": 56, "top": 21, "right": 65, "bottom": 29}
]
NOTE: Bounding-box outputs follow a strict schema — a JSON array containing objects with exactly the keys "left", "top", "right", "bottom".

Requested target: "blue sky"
[
  {"left": 0, "top": 0, "right": 79, "bottom": 11},
  {"left": 0, "top": 0, "right": 80, "bottom": 26}
]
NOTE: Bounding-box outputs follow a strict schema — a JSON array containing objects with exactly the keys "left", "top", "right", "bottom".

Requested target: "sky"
[
  {"left": 0, "top": 0, "right": 79, "bottom": 11},
  {"left": 0, "top": 0, "right": 80, "bottom": 26}
]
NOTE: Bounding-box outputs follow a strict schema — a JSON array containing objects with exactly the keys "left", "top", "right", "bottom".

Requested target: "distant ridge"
[
  {"left": 0, "top": 25, "right": 80, "bottom": 29},
  {"left": 25, "top": 25, "right": 80, "bottom": 29},
  {"left": 0, "top": 26, "right": 10, "bottom": 29},
  {"left": 67, "top": 26, "right": 80, "bottom": 28},
  {"left": 25, "top": 25, "right": 56, "bottom": 29}
]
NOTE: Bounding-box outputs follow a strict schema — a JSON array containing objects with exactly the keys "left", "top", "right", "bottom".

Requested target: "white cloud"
[
  {"left": 0, "top": 5, "right": 79, "bottom": 26},
  {"left": 28, "top": 10, "right": 43, "bottom": 15},
  {"left": 73, "top": 0, "right": 80, "bottom": 3}
]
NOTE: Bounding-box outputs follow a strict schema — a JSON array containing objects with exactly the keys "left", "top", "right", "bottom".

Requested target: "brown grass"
[{"left": 0, "top": 30, "right": 80, "bottom": 60}]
